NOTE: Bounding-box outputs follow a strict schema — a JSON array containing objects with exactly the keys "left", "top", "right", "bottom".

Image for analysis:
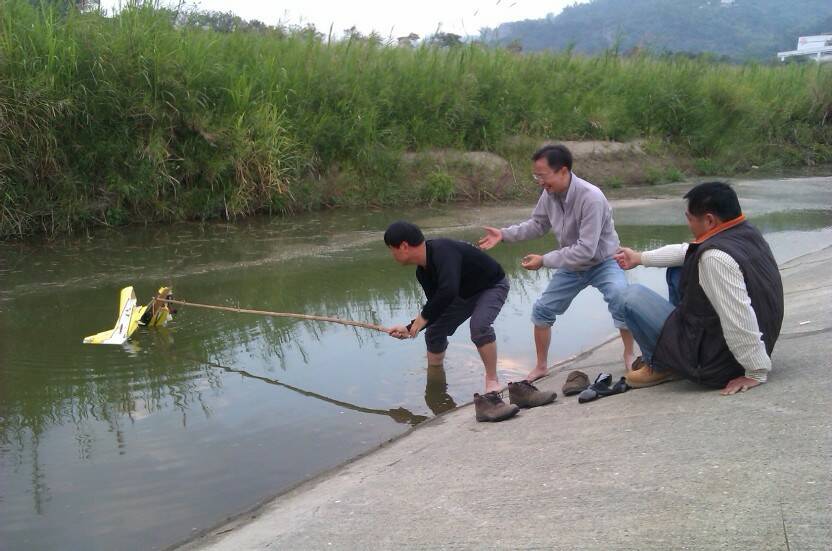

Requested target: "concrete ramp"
[{"left": 182, "top": 246, "right": 832, "bottom": 551}]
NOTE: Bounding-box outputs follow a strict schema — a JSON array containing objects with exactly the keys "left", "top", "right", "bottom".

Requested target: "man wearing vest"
[{"left": 613, "top": 182, "right": 784, "bottom": 395}]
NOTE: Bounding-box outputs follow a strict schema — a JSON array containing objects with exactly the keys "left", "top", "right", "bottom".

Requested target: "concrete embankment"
[{"left": 180, "top": 245, "right": 832, "bottom": 551}]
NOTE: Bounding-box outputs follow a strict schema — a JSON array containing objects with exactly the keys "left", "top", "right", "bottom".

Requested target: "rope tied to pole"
[{"left": 158, "top": 298, "right": 390, "bottom": 333}]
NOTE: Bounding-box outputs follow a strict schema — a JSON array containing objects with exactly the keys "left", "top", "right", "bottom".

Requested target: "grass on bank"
[{"left": 1, "top": 0, "right": 830, "bottom": 238}]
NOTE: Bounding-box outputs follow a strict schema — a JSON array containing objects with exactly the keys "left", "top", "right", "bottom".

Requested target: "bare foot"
[
  {"left": 624, "top": 353, "right": 635, "bottom": 373},
  {"left": 485, "top": 380, "right": 502, "bottom": 394},
  {"left": 525, "top": 366, "right": 548, "bottom": 382}
]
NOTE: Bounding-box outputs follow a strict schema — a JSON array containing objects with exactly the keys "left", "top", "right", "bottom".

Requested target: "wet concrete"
[{"left": 180, "top": 246, "right": 832, "bottom": 549}]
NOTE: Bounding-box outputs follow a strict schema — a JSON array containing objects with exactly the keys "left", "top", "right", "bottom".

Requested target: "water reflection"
[
  {"left": 1, "top": 196, "right": 831, "bottom": 550},
  {"left": 206, "top": 360, "right": 428, "bottom": 426},
  {"left": 424, "top": 364, "right": 458, "bottom": 416}
]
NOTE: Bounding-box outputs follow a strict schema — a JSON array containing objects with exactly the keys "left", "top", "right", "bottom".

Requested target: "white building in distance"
[{"left": 778, "top": 35, "right": 832, "bottom": 63}]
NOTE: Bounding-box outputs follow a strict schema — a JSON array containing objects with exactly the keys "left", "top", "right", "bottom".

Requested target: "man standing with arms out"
[
  {"left": 479, "top": 144, "right": 635, "bottom": 381},
  {"left": 385, "top": 221, "right": 556, "bottom": 422},
  {"left": 614, "top": 181, "right": 784, "bottom": 394}
]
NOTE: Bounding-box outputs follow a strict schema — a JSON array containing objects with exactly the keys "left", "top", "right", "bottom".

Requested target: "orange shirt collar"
[{"left": 692, "top": 214, "right": 746, "bottom": 244}]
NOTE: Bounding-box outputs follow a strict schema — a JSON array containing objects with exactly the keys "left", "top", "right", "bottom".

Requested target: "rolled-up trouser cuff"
[
  {"left": 531, "top": 302, "right": 556, "bottom": 327},
  {"left": 425, "top": 335, "right": 450, "bottom": 354},
  {"left": 470, "top": 332, "right": 496, "bottom": 348}
]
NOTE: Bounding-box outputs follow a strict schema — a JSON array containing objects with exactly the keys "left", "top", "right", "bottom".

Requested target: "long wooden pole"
[{"left": 159, "top": 298, "right": 390, "bottom": 333}]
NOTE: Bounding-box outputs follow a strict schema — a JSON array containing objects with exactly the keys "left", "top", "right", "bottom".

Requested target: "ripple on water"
[{"left": 1, "top": 180, "right": 831, "bottom": 550}]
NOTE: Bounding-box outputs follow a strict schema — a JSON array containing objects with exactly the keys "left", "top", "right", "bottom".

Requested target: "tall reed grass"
[{"left": 1, "top": 0, "right": 830, "bottom": 238}]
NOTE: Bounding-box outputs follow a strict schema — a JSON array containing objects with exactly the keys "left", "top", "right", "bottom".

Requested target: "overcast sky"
[{"left": 108, "top": 1, "right": 587, "bottom": 39}]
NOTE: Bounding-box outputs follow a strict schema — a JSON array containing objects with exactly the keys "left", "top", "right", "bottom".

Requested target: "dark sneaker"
[
  {"left": 508, "top": 380, "right": 557, "bottom": 409},
  {"left": 474, "top": 391, "right": 520, "bottom": 422},
  {"left": 577, "top": 387, "right": 599, "bottom": 403},
  {"left": 578, "top": 373, "right": 617, "bottom": 404},
  {"left": 594, "top": 372, "right": 613, "bottom": 387},
  {"left": 611, "top": 376, "right": 629, "bottom": 394},
  {"left": 562, "top": 370, "right": 590, "bottom": 396},
  {"left": 591, "top": 372, "right": 616, "bottom": 397}
]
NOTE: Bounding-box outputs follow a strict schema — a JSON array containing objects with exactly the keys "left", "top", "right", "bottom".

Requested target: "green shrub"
[
  {"left": 1, "top": 0, "right": 830, "bottom": 238},
  {"left": 606, "top": 176, "right": 625, "bottom": 189},
  {"left": 421, "top": 171, "right": 456, "bottom": 204},
  {"left": 663, "top": 166, "right": 685, "bottom": 183}
]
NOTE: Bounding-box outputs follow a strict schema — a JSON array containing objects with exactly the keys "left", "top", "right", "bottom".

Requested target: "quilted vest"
[{"left": 653, "top": 221, "right": 784, "bottom": 388}]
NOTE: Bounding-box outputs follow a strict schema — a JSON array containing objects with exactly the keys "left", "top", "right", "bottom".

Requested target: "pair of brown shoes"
[{"left": 474, "top": 381, "right": 558, "bottom": 422}]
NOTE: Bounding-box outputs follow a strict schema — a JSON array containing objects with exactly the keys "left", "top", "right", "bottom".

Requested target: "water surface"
[{"left": 1, "top": 176, "right": 830, "bottom": 550}]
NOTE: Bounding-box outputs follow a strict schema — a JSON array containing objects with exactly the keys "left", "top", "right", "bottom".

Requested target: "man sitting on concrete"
[
  {"left": 384, "top": 221, "right": 556, "bottom": 422},
  {"left": 613, "top": 182, "right": 784, "bottom": 395}
]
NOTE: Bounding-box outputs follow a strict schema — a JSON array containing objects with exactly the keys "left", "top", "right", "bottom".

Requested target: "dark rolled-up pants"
[{"left": 424, "top": 277, "right": 510, "bottom": 354}]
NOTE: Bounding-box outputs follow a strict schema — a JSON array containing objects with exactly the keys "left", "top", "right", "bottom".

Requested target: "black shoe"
[
  {"left": 590, "top": 372, "right": 616, "bottom": 397},
  {"left": 508, "top": 380, "right": 557, "bottom": 408},
  {"left": 578, "top": 373, "right": 616, "bottom": 404},
  {"left": 595, "top": 372, "right": 613, "bottom": 386},
  {"left": 474, "top": 391, "right": 520, "bottom": 422},
  {"left": 577, "top": 387, "right": 599, "bottom": 403},
  {"left": 611, "top": 376, "right": 629, "bottom": 394}
]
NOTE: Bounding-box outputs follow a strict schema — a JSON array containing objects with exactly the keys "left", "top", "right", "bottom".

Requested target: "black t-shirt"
[{"left": 416, "top": 238, "right": 506, "bottom": 322}]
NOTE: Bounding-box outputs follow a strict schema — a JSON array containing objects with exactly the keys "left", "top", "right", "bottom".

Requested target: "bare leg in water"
[
  {"left": 429, "top": 341, "right": 501, "bottom": 394},
  {"left": 424, "top": 363, "right": 457, "bottom": 415}
]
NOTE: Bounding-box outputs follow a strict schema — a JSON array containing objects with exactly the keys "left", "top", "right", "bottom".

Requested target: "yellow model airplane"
[{"left": 83, "top": 286, "right": 173, "bottom": 344}]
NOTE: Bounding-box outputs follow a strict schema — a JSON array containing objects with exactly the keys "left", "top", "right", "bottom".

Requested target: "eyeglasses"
[{"left": 532, "top": 169, "right": 559, "bottom": 182}]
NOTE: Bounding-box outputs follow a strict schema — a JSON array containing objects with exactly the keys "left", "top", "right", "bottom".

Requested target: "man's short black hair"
[
  {"left": 531, "top": 144, "right": 573, "bottom": 171},
  {"left": 684, "top": 181, "right": 742, "bottom": 221},
  {"left": 384, "top": 221, "right": 425, "bottom": 247}
]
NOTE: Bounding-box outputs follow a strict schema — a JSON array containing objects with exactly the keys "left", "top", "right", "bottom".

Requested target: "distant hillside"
[{"left": 484, "top": 0, "right": 832, "bottom": 61}]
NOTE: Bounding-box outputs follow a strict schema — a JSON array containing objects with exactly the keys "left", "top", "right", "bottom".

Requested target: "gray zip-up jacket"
[{"left": 500, "top": 173, "right": 620, "bottom": 271}]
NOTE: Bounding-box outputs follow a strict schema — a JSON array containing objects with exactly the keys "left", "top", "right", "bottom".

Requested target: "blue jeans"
[
  {"left": 531, "top": 259, "right": 629, "bottom": 329},
  {"left": 619, "top": 267, "right": 682, "bottom": 368}
]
